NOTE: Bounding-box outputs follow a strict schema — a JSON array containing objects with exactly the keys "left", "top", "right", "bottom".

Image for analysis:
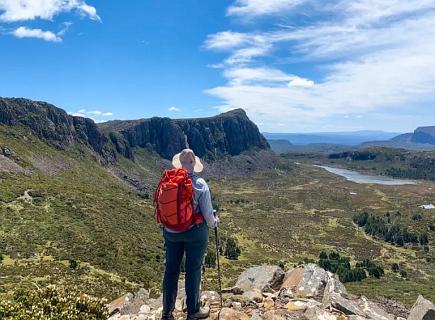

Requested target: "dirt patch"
[
  {"left": 0, "top": 155, "right": 26, "bottom": 173},
  {"left": 29, "top": 155, "right": 71, "bottom": 176}
]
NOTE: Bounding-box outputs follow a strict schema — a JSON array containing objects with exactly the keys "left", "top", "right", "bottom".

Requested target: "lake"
[{"left": 317, "top": 165, "right": 416, "bottom": 185}]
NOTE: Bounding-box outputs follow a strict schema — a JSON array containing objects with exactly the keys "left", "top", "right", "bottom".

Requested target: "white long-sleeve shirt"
[{"left": 164, "top": 173, "right": 216, "bottom": 233}]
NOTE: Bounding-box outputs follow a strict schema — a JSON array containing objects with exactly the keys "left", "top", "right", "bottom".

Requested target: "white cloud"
[
  {"left": 68, "top": 109, "right": 114, "bottom": 123},
  {"left": 227, "top": 0, "right": 305, "bottom": 17},
  {"left": 0, "top": 0, "right": 100, "bottom": 22},
  {"left": 12, "top": 26, "right": 61, "bottom": 42},
  {"left": 204, "top": 31, "right": 251, "bottom": 50},
  {"left": 204, "top": 0, "right": 435, "bottom": 131},
  {"left": 168, "top": 107, "right": 181, "bottom": 112},
  {"left": 223, "top": 67, "right": 314, "bottom": 87},
  {"left": 288, "top": 78, "right": 314, "bottom": 88}
]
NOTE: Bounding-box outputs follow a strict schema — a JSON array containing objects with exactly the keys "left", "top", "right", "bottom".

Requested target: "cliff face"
[
  {"left": 0, "top": 98, "right": 269, "bottom": 161},
  {"left": 99, "top": 109, "right": 270, "bottom": 160},
  {"left": 412, "top": 126, "right": 435, "bottom": 144},
  {"left": 0, "top": 98, "right": 111, "bottom": 157}
]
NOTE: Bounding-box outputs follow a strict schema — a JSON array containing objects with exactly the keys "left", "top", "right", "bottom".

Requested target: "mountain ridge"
[{"left": 0, "top": 97, "right": 269, "bottom": 162}]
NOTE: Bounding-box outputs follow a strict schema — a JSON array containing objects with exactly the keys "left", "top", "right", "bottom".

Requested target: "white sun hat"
[{"left": 172, "top": 148, "right": 204, "bottom": 173}]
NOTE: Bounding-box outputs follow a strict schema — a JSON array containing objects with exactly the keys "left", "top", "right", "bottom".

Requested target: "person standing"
[{"left": 154, "top": 149, "right": 218, "bottom": 320}]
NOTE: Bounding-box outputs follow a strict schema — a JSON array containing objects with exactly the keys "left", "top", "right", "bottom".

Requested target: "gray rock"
[
  {"left": 201, "top": 290, "right": 221, "bottom": 305},
  {"left": 250, "top": 310, "right": 263, "bottom": 320},
  {"left": 304, "top": 305, "right": 337, "bottom": 320},
  {"left": 407, "top": 295, "right": 435, "bottom": 320},
  {"left": 219, "top": 307, "right": 250, "bottom": 320},
  {"left": 329, "top": 292, "right": 364, "bottom": 316},
  {"left": 243, "top": 289, "right": 264, "bottom": 303},
  {"left": 296, "top": 264, "right": 329, "bottom": 298},
  {"left": 222, "top": 286, "right": 244, "bottom": 295},
  {"left": 120, "top": 289, "right": 151, "bottom": 315},
  {"left": 328, "top": 293, "right": 394, "bottom": 320},
  {"left": 322, "top": 273, "right": 348, "bottom": 307},
  {"left": 235, "top": 265, "right": 285, "bottom": 293},
  {"left": 357, "top": 296, "right": 394, "bottom": 320}
]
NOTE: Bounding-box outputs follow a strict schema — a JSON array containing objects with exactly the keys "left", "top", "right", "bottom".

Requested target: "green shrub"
[
  {"left": 223, "top": 238, "right": 241, "bottom": 260},
  {"left": 0, "top": 286, "right": 108, "bottom": 320},
  {"left": 204, "top": 250, "right": 216, "bottom": 268},
  {"left": 69, "top": 259, "right": 79, "bottom": 269}
]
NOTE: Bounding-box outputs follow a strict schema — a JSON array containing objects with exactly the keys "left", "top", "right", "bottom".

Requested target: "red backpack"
[{"left": 154, "top": 168, "right": 204, "bottom": 232}]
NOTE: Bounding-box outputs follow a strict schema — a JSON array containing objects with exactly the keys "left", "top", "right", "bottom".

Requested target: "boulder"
[
  {"left": 108, "top": 293, "right": 134, "bottom": 316},
  {"left": 263, "top": 310, "right": 287, "bottom": 320},
  {"left": 286, "top": 299, "right": 320, "bottom": 312},
  {"left": 322, "top": 273, "right": 348, "bottom": 307},
  {"left": 357, "top": 296, "right": 394, "bottom": 320},
  {"left": 219, "top": 307, "right": 250, "bottom": 320},
  {"left": 243, "top": 289, "right": 264, "bottom": 303},
  {"left": 329, "top": 292, "right": 364, "bottom": 316},
  {"left": 120, "top": 289, "right": 150, "bottom": 315},
  {"left": 235, "top": 265, "right": 285, "bottom": 293},
  {"left": 407, "top": 295, "right": 435, "bottom": 320},
  {"left": 250, "top": 311, "right": 263, "bottom": 320},
  {"left": 328, "top": 293, "right": 394, "bottom": 320},
  {"left": 304, "top": 305, "right": 337, "bottom": 320},
  {"left": 201, "top": 290, "right": 221, "bottom": 305},
  {"left": 222, "top": 286, "right": 244, "bottom": 295},
  {"left": 296, "top": 264, "right": 329, "bottom": 298},
  {"left": 282, "top": 267, "right": 304, "bottom": 289},
  {"left": 263, "top": 297, "right": 275, "bottom": 309}
]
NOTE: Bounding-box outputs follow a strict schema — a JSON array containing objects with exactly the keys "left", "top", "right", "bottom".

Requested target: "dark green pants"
[{"left": 162, "top": 222, "right": 209, "bottom": 316}]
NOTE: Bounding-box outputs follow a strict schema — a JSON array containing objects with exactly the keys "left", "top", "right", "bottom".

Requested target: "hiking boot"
[
  {"left": 186, "top": 306, "right": 210, "bottom": 319},
  {"left": 161, "top": 313, "right": 175, "bottom": 320}
]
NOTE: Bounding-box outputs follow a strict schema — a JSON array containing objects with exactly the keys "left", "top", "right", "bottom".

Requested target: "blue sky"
[{"left": 1, "top": 0, "right": 435, "bottom": 132}]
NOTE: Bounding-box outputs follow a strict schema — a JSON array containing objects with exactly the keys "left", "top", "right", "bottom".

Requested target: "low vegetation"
[
  {"left": 1, "top": 124, "right": 434, "bottom": 311},
  {"left": 0, "top": 286, "right": 108, "bottom": 320},
  {"left": 353, "top": 211, "right": 429, "bottom": 247}
]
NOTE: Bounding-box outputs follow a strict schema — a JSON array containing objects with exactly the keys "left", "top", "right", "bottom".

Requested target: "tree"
[
  {"left": 319, "top": 251, "right": 328, "bottom": 260},
  {"left": 69, "top": 259, "right": 78, "bottom": 269},
  {"left": 204, "top": 250, "right": 216, "bottom": 268},
  {"left": 224, "top": 238, "right": 241, "bottom": 260},
  {"left": 419, "top": 233, "right": 429, "bottom": 245}
]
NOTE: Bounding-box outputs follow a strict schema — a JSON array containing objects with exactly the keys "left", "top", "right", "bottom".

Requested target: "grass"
[
  {"left": 0, "top": 124, "right": 434, "bottom": 308},
  {"left": 206, "top": 163, "right": 435, "bottom": 306},
  {"left": 0, "top": 125, "right": 164, "bottom": 300}
]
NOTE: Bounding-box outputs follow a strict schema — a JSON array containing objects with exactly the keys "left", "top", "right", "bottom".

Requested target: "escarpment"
[
  {"left": 99, "top": 108, "right": 270, "bottom": 160},
  {"left": 0, "top": 98, "right": 269, "bottom": 162},
  {"left": 0, "top": 98, "right": 114, "bottom": 160}
]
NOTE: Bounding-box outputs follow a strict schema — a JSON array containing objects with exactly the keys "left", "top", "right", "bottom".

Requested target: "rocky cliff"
[
  {"left": 0, "top": 98, "right": 113, "bottom": 159},
  {"left": 98, "top": 109, "right": 270, "bottom": 160},
  {"left": 106, "top": 264, "right": 434, "bottom": 320},
  {"left": 0, "top": 98, "right": 269, "bottom": 162},
  {"left": 362, "top": 126, "right": 435, "bottom": 151},
  {"left": 412, "top": 126, "right": 435, "bottom": 145}
]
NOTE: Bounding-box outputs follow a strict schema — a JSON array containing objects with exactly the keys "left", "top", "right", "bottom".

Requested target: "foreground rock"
[
  {"left": 407, "top": 295, "right": 435, "bottom": 320},
  {"left": 235, "top": 265, "right": 285, "bottom": 293},
  {"left": 107, "top": 264, "right": 433, "bottom": 320}
]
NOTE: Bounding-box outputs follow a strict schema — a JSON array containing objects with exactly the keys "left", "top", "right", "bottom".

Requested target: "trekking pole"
[{"left": 213, "top": 210, "right": 223, "bottom": 309}]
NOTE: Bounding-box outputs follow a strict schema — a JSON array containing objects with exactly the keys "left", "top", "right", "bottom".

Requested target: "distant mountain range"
[
  {"left": 265, "top": 128, "right": 435, "bottom": 153},
  {"left": 263, "top": 131, "right": 401, "bottom": 146},
  {"left": 361, "top": 126, "right": 435, "bottom": 151}
]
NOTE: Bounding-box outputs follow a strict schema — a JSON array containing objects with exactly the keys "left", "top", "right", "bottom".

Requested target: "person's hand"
[{"left": 214, "top": 215, "right": 219, "bottom": 228}]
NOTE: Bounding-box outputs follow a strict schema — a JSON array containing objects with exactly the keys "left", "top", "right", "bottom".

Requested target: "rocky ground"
[{"left": 106, "top": 264, "right": 435, "bottom": 320}]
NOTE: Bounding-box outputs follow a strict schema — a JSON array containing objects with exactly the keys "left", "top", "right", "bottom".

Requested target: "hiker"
[{"left": 154, "top": 148, "right": 218, "bottom": 320}]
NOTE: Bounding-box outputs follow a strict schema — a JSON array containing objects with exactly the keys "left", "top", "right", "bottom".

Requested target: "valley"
[{"left": 0, "top": 99, "right": 434, "bottom": 314}]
